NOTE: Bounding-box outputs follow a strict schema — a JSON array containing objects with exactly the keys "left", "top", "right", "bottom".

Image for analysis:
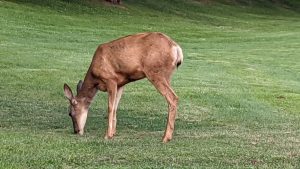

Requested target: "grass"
[{"left": 0, "top": 0, "right": 300, "bottom": 168}]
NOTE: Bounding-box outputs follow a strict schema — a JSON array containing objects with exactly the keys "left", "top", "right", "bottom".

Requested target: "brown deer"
[{"left": 63, "top": 32, "right": 183, "bottom": 142}]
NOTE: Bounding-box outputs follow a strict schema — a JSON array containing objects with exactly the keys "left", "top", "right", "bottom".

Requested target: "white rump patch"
[{"left": 171, "top": 45, "right": 183, "bottom": 66}]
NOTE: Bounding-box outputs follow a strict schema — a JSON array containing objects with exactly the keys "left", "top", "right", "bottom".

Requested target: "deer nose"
[{"left": 74, "top": 129, "right": 80, "bottom": 134}]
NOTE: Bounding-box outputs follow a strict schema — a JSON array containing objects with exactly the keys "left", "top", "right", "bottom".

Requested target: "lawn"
[{"left": 0, "top": 0, "right": 300, "bottom": 168}]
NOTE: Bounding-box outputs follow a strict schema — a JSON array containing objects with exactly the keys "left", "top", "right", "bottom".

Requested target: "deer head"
[{"left": 63, "top": 80, "right": 88, "bottom": 135}]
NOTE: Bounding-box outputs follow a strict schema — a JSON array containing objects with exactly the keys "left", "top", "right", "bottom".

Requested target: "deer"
[{"left": 63, "top": 32, "right": 183, "bottom": 143}]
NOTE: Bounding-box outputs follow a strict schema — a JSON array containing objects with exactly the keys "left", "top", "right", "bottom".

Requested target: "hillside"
[{"left": 0, "top": 0, "right": 300, "bottom": 168}]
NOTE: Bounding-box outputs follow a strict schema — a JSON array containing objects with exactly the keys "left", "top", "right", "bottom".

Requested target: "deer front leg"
[
  {"left": 112, "top": 86, "right": 124, "bottom": 136},
  {"left": 104, "top": 81, "right": 118, "bottom": 140}
]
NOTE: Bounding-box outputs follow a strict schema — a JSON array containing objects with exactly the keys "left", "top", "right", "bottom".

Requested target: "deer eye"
[{"left": 68, "top": 106, "right": 73, "bottom": 117}]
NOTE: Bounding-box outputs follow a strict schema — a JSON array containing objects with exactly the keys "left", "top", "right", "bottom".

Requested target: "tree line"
[{"left": 106, "top": 0, "right": 121, "bottom": 4}]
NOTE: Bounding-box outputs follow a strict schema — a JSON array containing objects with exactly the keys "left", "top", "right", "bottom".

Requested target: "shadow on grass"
[
  {"left": 83, "top": 108, "right": 211, "bottom": 134},
  {"left": 0, "top": 99, "right": 209, "bottom": 135}
]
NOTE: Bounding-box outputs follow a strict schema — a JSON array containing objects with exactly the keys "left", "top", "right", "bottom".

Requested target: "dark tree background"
[{"left": 106, "top": 0, "right": 121, "bottom": 4}]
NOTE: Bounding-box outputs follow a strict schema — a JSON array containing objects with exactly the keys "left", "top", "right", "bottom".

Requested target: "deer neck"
[{"left": 77, "top": 74, "right": 98, "bottom": 106}]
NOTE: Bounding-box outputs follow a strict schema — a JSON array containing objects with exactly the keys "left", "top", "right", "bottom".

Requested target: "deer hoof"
[
  {"left": 162, "top": 136, "right": 172, "bottom": 143},
  {"left": 104, "top": 134, "right": 114, "bottom": 140}
]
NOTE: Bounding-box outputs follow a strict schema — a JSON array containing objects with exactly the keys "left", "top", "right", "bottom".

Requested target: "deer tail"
[{"left": 175, "top": 45, "right": 183, "bottom": 68}]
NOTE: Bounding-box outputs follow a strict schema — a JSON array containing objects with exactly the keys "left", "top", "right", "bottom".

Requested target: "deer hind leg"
[
  {"left": 146, "top": 74, "right": 178, "bottom": 143},
  {"left": 112, "top": 86, "right": 124, "bottom": 136}
]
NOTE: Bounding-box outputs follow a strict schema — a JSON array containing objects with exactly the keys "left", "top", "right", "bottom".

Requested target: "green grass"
[{"left": 1, "top": 0, "right": 300, "bottom": 168}]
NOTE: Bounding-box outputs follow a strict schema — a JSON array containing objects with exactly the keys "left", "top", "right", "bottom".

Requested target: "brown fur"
[{"left": 64, "top": 32, "right": 183, "bottom": 142}]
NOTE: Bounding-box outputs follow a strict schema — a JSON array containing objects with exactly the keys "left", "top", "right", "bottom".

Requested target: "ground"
[{"left": 0, "top": 0, "right": 300, "bottom": 168}]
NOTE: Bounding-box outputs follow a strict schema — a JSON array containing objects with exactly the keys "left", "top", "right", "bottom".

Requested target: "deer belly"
[
  {"left": 116, "top": 69, "right": 145, "bottom": 86},
  {"left": 128, "top": 70, "right": 145, "bottom": 81}
]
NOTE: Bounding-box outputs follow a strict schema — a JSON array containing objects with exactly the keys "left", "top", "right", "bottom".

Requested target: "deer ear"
[
  {"left": 64, "top": 83, "right": 73, "bottom": 101},
  {"left": 77, "top": 80, "right": 83, "bottom": 94}
]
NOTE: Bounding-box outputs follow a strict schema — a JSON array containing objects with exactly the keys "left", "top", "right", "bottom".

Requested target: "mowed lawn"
[{"left": 0, "top": 0, "right": 300, "bottom": 168}]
